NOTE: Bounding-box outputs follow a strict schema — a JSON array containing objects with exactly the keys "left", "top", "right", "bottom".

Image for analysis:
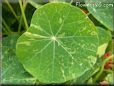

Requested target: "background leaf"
[
  {"left": 105, "top": 71, "right": 114, "bottom": 84},
  {"left": 97, "top": 27, "right": 112, "bottom": 57},
  {"left": 64, "top": 26, "right": 112, "bottom": 84},
  {"left": 2, "top": 35, "right": 36, "bottom": 85},
  {"left": 85, "top": 0, "right": 113, "bottom": 31}
]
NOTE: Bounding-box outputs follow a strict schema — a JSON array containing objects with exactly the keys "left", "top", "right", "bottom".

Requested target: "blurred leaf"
[
  {"left": 2, "top": 35, "right": 36, "bottom": 85},
  {"left": 106, "top": 40, "right": 113, "bottom": 53},
  {"left": 97, "top": 27, "right": 112, "bottom": 45},
  {"left": 97, "top": 27, "right": 112, "bottom": 57},
  {"left": 105, "top": 71, "right": 114, "bottom": 84},
  {"left": 85, "top": 0, "right": 113, "bottom": 31}
]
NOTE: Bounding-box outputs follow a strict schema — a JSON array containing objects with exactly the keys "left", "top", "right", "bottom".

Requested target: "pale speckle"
[
  {"left": 8, "top": 57, "right": 12, "bottom": 61},
  {"left": 84, "top": 48, "right": 96, "bottom": 53},
  {"left": 79, "top": 63, "right": 83, "bottom": 66},
  {"left": 31, "top": 24, "right": 43, "bottom": 31},
  {"left": 25, "top": 32, "right": 48, "bottom": 38},
  {"left": 33, "top": 49, "right": 39, "bottom": 52},
  {"left": 82, "top": 44, "right": 85, "bottom": 48},
  {"left": 90, "top": 44, "right": 96, "bottom": 48},
  {"left": 87, "top": 55, "right": 96, "bottom": 65},
  {"left": 58, "top": 32, "right": 65, "bottom": 37},
  {"left": 77, "top": 48, "right": 79, "bottom": 50},
  {"left": 93, "top": 8, "right": 96, "bottom": 12},
  {"left": 70, "top": 49, "right": 76, "bottom": 54},
  {"left": 46, "top": 68, "right": 49, "bottom": 73},
  {"left": 86, "top": 16, "right": 89, "bottom": 19},
  {"left": 28, "top": 33, "right": 39, "bottom": 37},
  {"left": 72, "top": 73, "right": 76, "bottom": 79},
  {"left": 60, "top": 67, "right": 66, "bottom": 81},
  {"left": 90, "top": 31, "right": 97, "bottom": 35},
  {"left": 4, "top": 51, "right": 8, "bottom": 54},
  {"left": 10, "top": 76, "right": 14, "bottom": 79},
  {"left": 80, "top": 27, "right": 87, "bottom": 32},
  {"left": 28, "top": 39, "right": 35, "bottom": 41},
  {"left": 59, "top": 18, "right": 62, "bottom": 24},
  {"left": 10, "top": 40, "right": 14, "bottom": 45},
  {"left": 71, "top": 62, "right": 74, "bottom": 65},
  {"left": 17, "top": 42, "right": 31, "bottom": 46},
  {"left": 97, "top": 43, "right": 108, "bottom": 57}
]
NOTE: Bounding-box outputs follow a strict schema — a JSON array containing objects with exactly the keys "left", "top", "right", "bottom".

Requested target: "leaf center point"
[{"left": 51, "top": 36, "right": 57, "bottom": 41}]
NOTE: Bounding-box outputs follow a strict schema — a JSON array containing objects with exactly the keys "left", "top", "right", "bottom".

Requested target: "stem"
[
  {"left": 28, "top": 0, "right": 42, "bottom": 8},
  {"left": 18, "top": 16, "right": 22, "bottom": 33},
  {"left": 93, "top": 56, "right": 112, "bottom": 82},
  {"left": 18, "top": 0, "right": 27, "bottom": 34},
  {"left": 23, "top": 0, "right": 27, "bottom": 9},
  {"left": 2, "top": 25, "right": 10, "bottom": 35},
  {"left": 70, "top": 0, "right": 73, "bottom": 4},
  {"left": 104, "top": 69, "right": 113, "bottom": 73},
  {"left": 49, "top": 0, "right": 61, "bottom": 2},
  {"left": 2, "top": 19, "right": 12, "bottom": 34},
  {"left": 19, "top": 0, "right": 28, "bottom": 30},
  {"left": 4, "top": 0, "right": 18, "bottom": 20}
]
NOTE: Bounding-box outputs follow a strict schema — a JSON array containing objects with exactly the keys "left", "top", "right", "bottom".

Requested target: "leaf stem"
[
  {"left": 2, "top": 26, "right": 10, "bottom": 35},
  {"left": 70, "top": 0, "right": 73, "bottom": 4},
  {"left": 23, "top": 0, "right": 27, "bottom": 9},
  {"left": 2, "top": 19, "right": 12, "bottom": 34},
  {"left": 28, "top": 1, "right": 42, "bottom": 8},
  {"left": 19, "top": 0, "right": 28, "bottom": 30},
  {"left": 18, "top": 16, "right": 22, "bottom": 34},
  {"left": 18, "top": 0, "right": 27, "bottom": 34},
  {"left": 93, "top": 56, "right": 112, "bottom": 82},
  {"left": 4, "top": 0, "right": 18, "bottom": 20}
]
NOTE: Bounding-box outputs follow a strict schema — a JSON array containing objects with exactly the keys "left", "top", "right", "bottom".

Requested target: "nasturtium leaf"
[
  {"left": 67, "top": 54, "right": 102, "bottom": 84},
  {"left": 97, "top": 27, "right": 112, "bottom": 57},
  {"left": 68, "top": 27, "right": 112, "bottom": 83},
  {"left": 67, "top": 66, "right": 97, "bottom": 84},
  {"left": 2, "top": 35, "right": 36, "bottom": 84},
  {"left": 97, "top": 27, "right": 112, "bottom": 46},
  {"left": 85, "top": 0, "right": 113, "bottom": 31},
  {"left": 16, "top": 3, "right": 99, "bottom": 83}
]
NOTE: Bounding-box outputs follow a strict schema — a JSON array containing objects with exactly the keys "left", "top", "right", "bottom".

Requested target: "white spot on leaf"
[
  {"left": 93, "top": 8, "right": 96, "bottom": 12},
  {"left": 51, "top": 36, "right": 57, "bottom": 41},
  {"left": 17, "top": 42, "right": 31, "bottom": 46},
  {"left": 59, "top": 18, "right": 62, "bottom": 24}
]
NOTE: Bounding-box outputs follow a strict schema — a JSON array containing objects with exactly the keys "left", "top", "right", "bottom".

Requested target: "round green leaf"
[
  {"left": 16, "top": 3, "right": 99, "bottom": 83},
  {"left": 85, "top": 0, "right": 113, "bottom": 31}
]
